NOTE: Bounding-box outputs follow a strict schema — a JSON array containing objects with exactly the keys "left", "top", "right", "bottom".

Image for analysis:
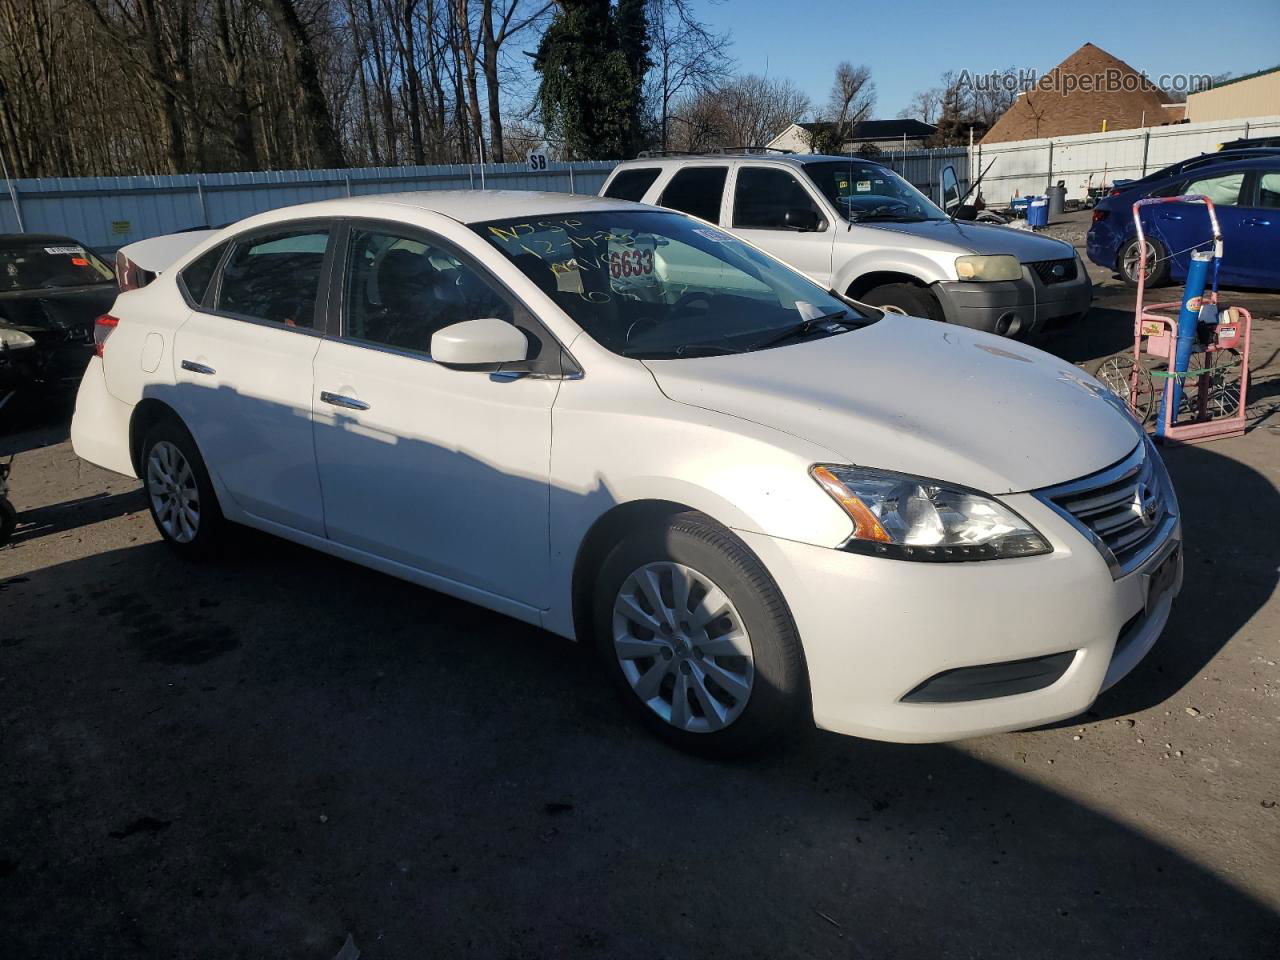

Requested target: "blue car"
[{"left": 1086, "top": 150, "right": 1280, "bottom": 289}]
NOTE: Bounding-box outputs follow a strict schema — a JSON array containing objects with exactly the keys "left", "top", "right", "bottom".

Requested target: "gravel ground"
[{"left": 2, "top": 244, "right": 1279, "bottom": 958}]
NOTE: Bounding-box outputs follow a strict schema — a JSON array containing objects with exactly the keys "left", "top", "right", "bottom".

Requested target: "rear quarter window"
[
  {"left": 180, "top": 243, "right": 226, "bottom": 306},
  {"left": 604, "top": 168, "right": 662, "bottom": 202},
  {"left": 658, "top": 167, "right": 728, "bottom": 223}
]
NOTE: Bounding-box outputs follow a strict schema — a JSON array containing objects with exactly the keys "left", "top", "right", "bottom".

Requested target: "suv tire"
[{"left": 860, "top": 283, "right": 943, "bottom": 321}]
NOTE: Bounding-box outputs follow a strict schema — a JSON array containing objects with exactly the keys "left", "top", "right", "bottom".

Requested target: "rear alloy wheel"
[
  {"left": 1119, "top": 236, "right": 1169, "bottom": 287},
  {"left": 594, "top": 512, "right": 807, "bottom": 756},
  {"left": 141, "top": 419, "right": 225, "bottom": 558},
  {"left": 859, "top": 283, "right": 943, "bottom": 322}
]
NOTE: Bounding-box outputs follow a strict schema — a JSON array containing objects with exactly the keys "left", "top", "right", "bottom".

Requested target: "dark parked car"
[
  {"left": 1087, "top": 153, "right": 1280, "bottom": 288},
  {"left": 0, "top": 233, "right": 116, "bottom": 391}
]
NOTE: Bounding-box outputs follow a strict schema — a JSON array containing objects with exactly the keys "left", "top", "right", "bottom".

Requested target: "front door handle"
[
  {"left": 1159, "top": 212, "right": 1183, "bottom": 221},
  {"left": 320, "top": 391, "right": 370, "bottom": 411},
  {"left": 1243, "top": 217, "right": 1271, "bottom": 227},
  {"left": 181, "top": 360, "right": 215, "bottom": 376}
]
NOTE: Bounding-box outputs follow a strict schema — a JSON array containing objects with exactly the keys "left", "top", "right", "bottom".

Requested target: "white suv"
[
  {"left": 601, "top": 153, "right": 1092, "bottom": 337},
  {"left": 72, "top": 190, "right": 1179, "bottom": 756}
]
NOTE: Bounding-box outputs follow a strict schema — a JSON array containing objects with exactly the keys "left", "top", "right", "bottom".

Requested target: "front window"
[
  {"left": 0, "top": 240, "right": 113, "bottom": 291},
  {"left": 803, "top": 160, "right": 946, "bottom": 223},
  {"left": 474, "top": 210, "right": 874, "bottom": 359}
]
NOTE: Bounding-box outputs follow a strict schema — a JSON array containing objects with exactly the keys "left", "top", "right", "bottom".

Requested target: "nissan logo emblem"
[
  {"left": 1133, "top": 482, "right": 1159, "bottom": 527},
  {"left": 1051, "top": 263, "right": 1065, "bottom": 278}
]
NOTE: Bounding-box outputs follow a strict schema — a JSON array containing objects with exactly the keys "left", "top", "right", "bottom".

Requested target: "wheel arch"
[
  {"left": 845, "top": 270, "right": 929, "bottom": 301},
  {"left": 570, "top": 498, "right": 704, "bottom": 645},
  {"left": 128, "top": 397, "right": 183, "bottom": 476}
]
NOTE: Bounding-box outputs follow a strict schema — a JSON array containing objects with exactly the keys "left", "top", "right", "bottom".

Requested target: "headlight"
[
  {"left": 954, "top": 254, "right": 1022, "bottom": 282},
  {"left": 811, "top": 464, "right": 1052, "bottom": 561},
  {"left": 0, "top": 327, "right": 37, "bottom": 350}
]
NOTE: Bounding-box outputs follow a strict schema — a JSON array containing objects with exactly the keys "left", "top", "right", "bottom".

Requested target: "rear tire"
[
  {"left": 1119, "top": 235, "right": 1169, "bottom": 287},
  {"left": 140, "top": 417, "right": 226, "bottom": 559},
  {"left": 859, "top": 283, "right": 943, "bottom": 322},
  {"left": 592, "top": 511, "right": 808, "bottom": 757}
]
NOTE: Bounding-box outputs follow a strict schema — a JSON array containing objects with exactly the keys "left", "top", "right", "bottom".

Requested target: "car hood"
[
  {"left": 866, "top": 219, "right": 1076, "bottom": 263},
  {"left": 643, "top": 315, "right": 1142, "bottom": 494}
]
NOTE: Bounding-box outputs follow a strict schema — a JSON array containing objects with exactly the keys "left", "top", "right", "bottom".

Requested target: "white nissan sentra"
[{"left": 71, "top": 191, "right": 1182, "bottom": 755}]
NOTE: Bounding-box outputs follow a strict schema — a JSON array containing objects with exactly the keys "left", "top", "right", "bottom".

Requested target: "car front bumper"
[
  {"left": 933, "top": 264, "right": 1092, "bottom": 337},
  {"left": 737, "top": 493, "right": 1181, "bottom": 743}
]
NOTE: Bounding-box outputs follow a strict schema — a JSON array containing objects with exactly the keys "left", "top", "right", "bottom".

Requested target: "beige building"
[{"left": 1186, "top": 67, "right": 1280, "bottom": 122}]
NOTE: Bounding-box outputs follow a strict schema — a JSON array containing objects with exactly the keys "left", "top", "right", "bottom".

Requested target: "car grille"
[
  {"left": 1034, "top": 439, "right": 1175, "bottom": 578},
  {"left": 1030, "top": 258, "right": 1078, "bottom": 285}
]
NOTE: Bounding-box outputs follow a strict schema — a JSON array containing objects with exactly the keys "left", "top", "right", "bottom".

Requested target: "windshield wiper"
[
  {"left": 852, "top": 214, "right": 929, "bottom": 223},
  {"left": 746, "top": 312, "right": 850, "bottom": 352}
]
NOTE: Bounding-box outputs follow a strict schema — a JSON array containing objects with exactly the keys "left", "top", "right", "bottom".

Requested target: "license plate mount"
[{"left": 1144, "top": 545, "right": 1180, "bottom": 617}]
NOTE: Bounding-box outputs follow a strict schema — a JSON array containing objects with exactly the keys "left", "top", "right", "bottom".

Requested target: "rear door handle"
[
  {"left": 320, "top": 391, "right": 370, "bottom": 411},
  {"left": 1243, "top": 217, "right": 1272, "bottom": 227},
  {"left": 181, "top": 360, "right": 215, "bottom": 375},
  {"left": 1158, "top": 212, "right": 1183, "bottom": 221}
]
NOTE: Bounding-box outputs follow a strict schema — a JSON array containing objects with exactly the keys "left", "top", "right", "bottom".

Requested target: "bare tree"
[
  {"left": 646, "top": 0, "right": 731, "bottom": 151},
  {"left": 670, "top": 73, "right": 808, "bottom": 152},
  {"left": 804, "top": 61, "right": 874, "bottom": 153}
]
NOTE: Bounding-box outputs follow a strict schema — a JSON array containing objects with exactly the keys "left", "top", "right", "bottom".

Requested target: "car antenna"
[{"left": 949, "top": 158, "right": 998, "bottom": 222}]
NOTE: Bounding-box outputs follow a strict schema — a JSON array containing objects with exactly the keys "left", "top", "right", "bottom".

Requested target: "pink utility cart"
[{"left": 1095, "top": 194, "right": 1252, "bottom": 445}]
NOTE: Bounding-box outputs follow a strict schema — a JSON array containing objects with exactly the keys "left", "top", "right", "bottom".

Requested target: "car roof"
[
  {"left": 337, "top": 189, "right": 639, "bottom": 224},
  {"left": 614, "top": 153, "right": 888, "bottom": 171}
]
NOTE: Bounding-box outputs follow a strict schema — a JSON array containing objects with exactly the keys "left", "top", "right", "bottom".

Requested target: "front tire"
[
  {"left": 141, "top": 418, "right": 226, "bottom": 559},
  {"left": 859, "top": 282, "right": 943, "bottom": 321},
  {"left": 593, "top": 512, "right": 808, "bottom": 757}
]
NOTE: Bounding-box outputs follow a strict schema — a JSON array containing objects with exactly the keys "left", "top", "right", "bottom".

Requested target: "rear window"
[
  {"left": 604, "top": 168, "right": 661, "bottom": 202},
  {"left": 215, "top": 227, "right": 330, "bottom": 328},
  {"left": 180, "top": 243, "right": 226, "bottom": 305},
  {"left": 0, "top": 240, "right": 113, "bottom": 292},
  {"left": 658, "top": 166, "right": 728, "bottom": 223}
]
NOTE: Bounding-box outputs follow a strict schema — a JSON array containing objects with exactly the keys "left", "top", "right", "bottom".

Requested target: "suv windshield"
[
  {"left": 473, "top": 210, "right": 874, "bottom": 359},
  {"left": 0, "top": 240, "right": 114, "bottom": 292},
  {"left": 803, "top": 161, "right": 946, "bottom": 223}
]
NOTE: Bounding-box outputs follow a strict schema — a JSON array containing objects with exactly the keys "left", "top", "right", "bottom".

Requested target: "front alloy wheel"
[{"left": 612, "top": 561, "right": 755, "bottom": 733}]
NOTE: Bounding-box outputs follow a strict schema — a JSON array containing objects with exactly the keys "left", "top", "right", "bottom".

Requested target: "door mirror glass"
[
  {"left": 431, "top": 317, "right": 529, "bottom": 368},
  {"left": 783, "top": 207, "right": 821, "bottom": 231},
  {"left": 941, "top": 165, "right": 961, "bottom": 212}
]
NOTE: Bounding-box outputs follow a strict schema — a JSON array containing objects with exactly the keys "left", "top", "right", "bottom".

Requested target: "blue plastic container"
[{"left": 1026, "top": 196, "right": 1049, "bottom": 228}]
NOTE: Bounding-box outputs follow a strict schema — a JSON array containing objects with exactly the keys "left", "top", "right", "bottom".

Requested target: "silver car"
[{"left": 601, "top": 153, "right": 1092, "bottom": 338}]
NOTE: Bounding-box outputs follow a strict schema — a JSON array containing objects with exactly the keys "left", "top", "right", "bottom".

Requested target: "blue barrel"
[{"left": 1026, "top": 196, "right": 1049, "bottom": 228}]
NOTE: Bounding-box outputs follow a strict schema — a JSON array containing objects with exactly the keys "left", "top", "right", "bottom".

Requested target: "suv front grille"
[
  {"left": 1030, "top": 258, "right": 1078, "bottom": 285},
  {"left": 1035, "top": 439, "right": 1175, "bottom": 578}
]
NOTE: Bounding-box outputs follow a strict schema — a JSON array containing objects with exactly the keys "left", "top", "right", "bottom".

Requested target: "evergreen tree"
[{"left": 534, "top": 0, "right": 649, "bottom": 159}]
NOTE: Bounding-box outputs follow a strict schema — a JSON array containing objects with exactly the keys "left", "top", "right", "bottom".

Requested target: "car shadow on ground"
[
  {"left": 3, "top": 430, "right": 1279, "bottom": 956},
  {"left": 4, "top": 489, "right": 145, "bottom": 545}
]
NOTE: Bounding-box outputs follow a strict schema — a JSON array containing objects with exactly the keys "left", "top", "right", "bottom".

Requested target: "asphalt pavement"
[{"left": 2, "top": 242, "right": 1279, "bottom": 958}]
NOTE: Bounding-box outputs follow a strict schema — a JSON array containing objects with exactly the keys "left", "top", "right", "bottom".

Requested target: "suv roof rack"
[{"left": 634, "top": 146, "right": 795, "bottom": 159}]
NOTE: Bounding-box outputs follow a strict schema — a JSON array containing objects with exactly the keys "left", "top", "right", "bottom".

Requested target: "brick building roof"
[{"left": 982, "top": 43, "right": 1177, "bottom": 144}]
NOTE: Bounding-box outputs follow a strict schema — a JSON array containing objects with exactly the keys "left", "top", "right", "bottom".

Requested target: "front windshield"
[
  {"left": 803, "top": 161, "right": 946, "bottom": 223},
  {"left": 473, "top": 210, "right": 874, "bottom": 359},
  {"left": 0, "top": 240, "right": 114, "bottom": 292}
]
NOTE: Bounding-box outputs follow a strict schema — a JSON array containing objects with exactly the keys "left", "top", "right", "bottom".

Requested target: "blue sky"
[{"left": 688, "top": 0, "right": 1280, "bottom": 118}]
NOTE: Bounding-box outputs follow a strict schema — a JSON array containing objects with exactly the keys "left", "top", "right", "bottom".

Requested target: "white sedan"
[{"left": 71, "top": 190, "right": 1182, "bottom": 755}]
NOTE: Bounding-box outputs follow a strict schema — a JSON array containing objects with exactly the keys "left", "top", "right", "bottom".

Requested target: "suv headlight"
[
  {"left": 955, "top": 254, "right": 1022, "bottom": 282},
  {"left": 811, "top": 465, "right": 1051, "bottom": 561},
  {"left": 0, "top": 327, "right": 37, "bottom": 350}
]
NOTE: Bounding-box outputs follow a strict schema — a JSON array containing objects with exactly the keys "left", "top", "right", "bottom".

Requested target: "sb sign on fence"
[{"left": 526, "top": 150, "right": 549, "bottom": 172}]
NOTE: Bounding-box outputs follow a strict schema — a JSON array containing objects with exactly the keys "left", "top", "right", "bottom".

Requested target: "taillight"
[
  {"left": 1092, "top": 209, "right": 1109, "bottom": 223},
  {"left": 94, "top": 314, "right": 120, "bottom": 358},
  {"left": 1109, "top": 188, "right": 1122, "bottom": 197}
]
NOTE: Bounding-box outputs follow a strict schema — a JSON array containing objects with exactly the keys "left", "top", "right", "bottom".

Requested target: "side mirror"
[
  {"left": 431, "top": 318, "right": 529, "bottom": 369},
  {"left": 784, "top": 208, "right": 822, "bottom": 232},
  {"left": 952, "top": 204, "right": 978, "bottom": 221}
]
